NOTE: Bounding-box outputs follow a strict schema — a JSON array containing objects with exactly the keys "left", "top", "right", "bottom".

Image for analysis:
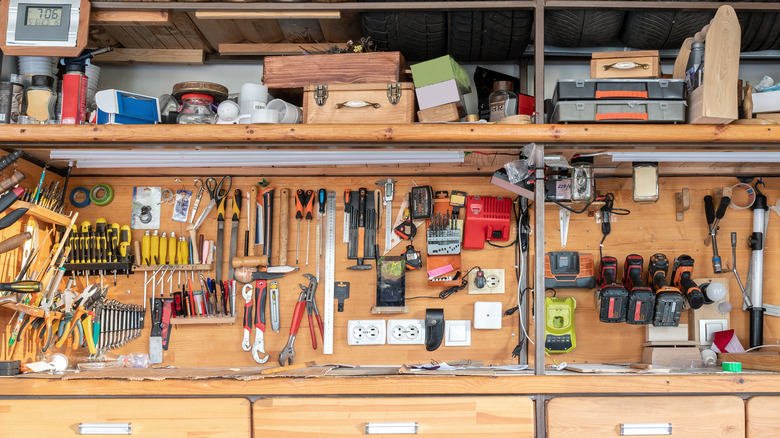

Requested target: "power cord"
[
  {"left": 407, "top": 266, "right": 483, "bottom": 300},
  {"left": 598, "top": 193, "right": 630, "bottom": 260}
]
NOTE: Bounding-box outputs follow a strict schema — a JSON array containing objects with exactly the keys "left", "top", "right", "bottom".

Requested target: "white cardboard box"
[
  {"left": 751, "top": 89, "right": 780, "bottom": 113},
  {"left": 415, "top": 79, "right": 465, "bottom": 111}
]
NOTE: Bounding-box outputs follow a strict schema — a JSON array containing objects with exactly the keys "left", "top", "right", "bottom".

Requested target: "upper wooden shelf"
[
  {"left": 15, "top": 201, "right": 71, "bottom": 227},
  {"left": 2, "top": 124, "right": 779, "bottom": 148}
]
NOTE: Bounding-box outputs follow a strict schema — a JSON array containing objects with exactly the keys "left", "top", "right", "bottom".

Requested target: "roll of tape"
[
  {"left": 722, "top": 361, "right": 742, "bottom": 372},
  {"left": 69, "top": 187, "right": 91, "bottom": 208},
  {"left": 90, "top": 183, "right": 114, "bottom": 206},
  {"left": 728, "top": 183, "right": 755, "bottom": 210}
]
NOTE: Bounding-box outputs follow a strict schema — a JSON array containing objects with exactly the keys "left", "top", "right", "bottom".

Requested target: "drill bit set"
[{"left": 426, "top": 211, "right": 460, "bottom": 255}]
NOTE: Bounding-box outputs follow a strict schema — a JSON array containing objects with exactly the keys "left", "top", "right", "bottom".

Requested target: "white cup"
[
  {"left": 251, "top": 108, "right": 279, "bottom": 124},
  {"left": 239, "top": 83, "right": 269, "bottom": 115},
  {"left": 266, "top": 98, "right": 302, "bottom": 124}
]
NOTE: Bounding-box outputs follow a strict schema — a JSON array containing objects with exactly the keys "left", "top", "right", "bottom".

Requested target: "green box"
[{"left": 410, "top": 55, "right": 471, "bottom": 94}]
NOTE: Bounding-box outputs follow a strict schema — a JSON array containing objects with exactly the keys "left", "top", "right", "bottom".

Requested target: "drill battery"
[
  {"left": 647, "top": 253, "right": 685, "bottom": 327},
  {"left": 597, "top": 255, "right": 629, "bottom": 323},
  {"left": 544, "top": 251, "right": 597, "bottom": 289},
  {"left": 623, "top": 254, "right": 655, "bottom": 325}
]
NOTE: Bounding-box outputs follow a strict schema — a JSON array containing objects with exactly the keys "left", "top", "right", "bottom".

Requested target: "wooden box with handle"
[
  {"left": 591, "top": 50, "right": 661, "bottom": 79},
  {"left": 302, "top": 82, "right": 415, "bottom": 124}
]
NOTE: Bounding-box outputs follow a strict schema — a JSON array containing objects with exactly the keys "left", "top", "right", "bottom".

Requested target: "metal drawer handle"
[
  {"left": 79, "top": 423, "right": 133, "bottom": 435},
  {"left": 365, "top": 421, "right": 418, "bottom": 434},
  {"left": 602, "top": 61, "right": 650, "bottom": 71},
  {"left": 620, "top": 422, "right": 672, "bottom": 436},
  {"left": 335, "top": 100, "right": 381, "bottom": 109}
]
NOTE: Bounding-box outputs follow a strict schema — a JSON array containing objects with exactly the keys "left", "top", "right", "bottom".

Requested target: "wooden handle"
[
  {"left": 133, "top": 240, "right": 141, "bottom": 264},
  {"left": 188, "top": 227, "right": 200, "bottom": 264},
  {"left": 279, "top": 188, "right": 289, "bottom": 266},
  {"left": 232, "top": 255, "right": 269, "bottom": 268},
  {"left": 0, "top": 171, "right": 26, "bottom": 194},
  {"left": 0, "top": 232, "right": 31, "bottom": 254}
]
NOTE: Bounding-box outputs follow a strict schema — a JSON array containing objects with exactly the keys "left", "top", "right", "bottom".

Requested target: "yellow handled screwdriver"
[
  {"left": 142, "top": 230, "right": 151, "bottom": 265},
  {"left": 160, "top": 232, "right": 168, "bottom": 265},
  {"left": 168, "top": 232, "right": 177, "bottom": 265},
  {"left": 150, "top": 230, "right": 160, "bottom": 265}
]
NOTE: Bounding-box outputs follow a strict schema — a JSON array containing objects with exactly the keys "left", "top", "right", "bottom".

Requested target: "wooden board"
[
  {"left": 0, "top": 398, "right": 251, "bottom": 436},
  {"left": 547, "top": 396, "right": 745, "bottom": 438},
  {"left": 747, "top": 396, "right": 780, "bottom": 438},
  {"left": 720, "top": 353, "right": 780, "bottom": 372},
  {"left": 254, "top": 396, "right": 534, "bottom": 437},
  {"left": 262, "top": 51, "right": 408, "bottom": 88}
]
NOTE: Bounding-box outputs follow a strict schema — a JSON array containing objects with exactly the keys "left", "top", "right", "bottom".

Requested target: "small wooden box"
[
  {"left": 591, "top": 50, "right": 661, "bottom": 79},
  {"left": 262, "top": 52, "right": 409, "bottom": 89},
  {"left": 417, "top": 102, "right": 460, "bottom": 122},
  {"left": 303, "top": 82, "right": 415, "bottom": 124}
]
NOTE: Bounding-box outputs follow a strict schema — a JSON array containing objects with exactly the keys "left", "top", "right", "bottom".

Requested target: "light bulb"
[{"left": 704, "top": 282, "right": 727, "bottom": 301}]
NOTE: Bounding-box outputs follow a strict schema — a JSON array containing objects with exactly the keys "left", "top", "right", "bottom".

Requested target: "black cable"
[
  {"left": 597, "top": 193, "right": 630, "bottom": 260},
  {"left": 407, "top": 266, "right": 483, "bottom": 300},
  {"left": 548, "top": 197, "right": 595, "bottom": 214}
]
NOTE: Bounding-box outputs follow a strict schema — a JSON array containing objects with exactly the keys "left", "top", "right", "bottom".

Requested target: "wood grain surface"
[
  {"left": 547, "top": 396, "right": 745, "bottom": 437},
  {"left": 747, "top": 396, "right": 780, "bottom": 438}
]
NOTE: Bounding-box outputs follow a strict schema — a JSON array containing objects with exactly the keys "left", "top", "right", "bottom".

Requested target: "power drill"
[
  {"left": 647, "top": 253, "right": 685, "bottom": 327},
  {"left": 671, "top": 255, "right": 705, "bottom": 310},
  {"left": 597, "top": 256, "right": 628, "bottom": 323},
  {"left": 623, "top": 254, "right": 655, "bottom": 325}
]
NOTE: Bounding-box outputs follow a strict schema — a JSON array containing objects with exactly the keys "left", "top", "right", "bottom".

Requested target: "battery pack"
[
  {"left": 598, "top": 285, "right": 629, "bottom": 322},
  {"left": 653, "top": 291, "right": 684, "bottom": 327},
  {"left": 545, "top": 251, "right": 597, "bottom": 288},
  {"left": 626, "top": 289, "right": 655, "bottom": 325}
]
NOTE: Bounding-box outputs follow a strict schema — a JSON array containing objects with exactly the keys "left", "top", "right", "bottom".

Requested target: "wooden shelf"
[
  {"left": 14, "top": 201, "right": 70, "bottom": 227},
  {"left": 170, "top": 315, "right": 236, "bottom": 325},
  {"left": 3, "top": 124, "right": 779, "bottom": 148}
]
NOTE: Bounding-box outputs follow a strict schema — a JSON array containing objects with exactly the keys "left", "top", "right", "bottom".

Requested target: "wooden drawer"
[
  {"left": 0, "top": 398, "right": 251, "bottom": 437},
  {"left": 547, "top": 396, "right": 744, "bottom": 438},
  {"left": 747, "top": 396, "right": 780, "bottom": 438},
  {"left": 253, "top": 396, "right": 533, "bottom": 437}
]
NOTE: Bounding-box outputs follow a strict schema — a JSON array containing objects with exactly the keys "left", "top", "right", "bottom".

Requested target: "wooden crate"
[
  {"left": 262, "top": 51, "right": 408, "bottom": 88},
  {"left": 303, "top": 82, "right": 415, "bottom": 124},
  {"left": 591, "top": 50, "right": 660, "bottom": 79}
]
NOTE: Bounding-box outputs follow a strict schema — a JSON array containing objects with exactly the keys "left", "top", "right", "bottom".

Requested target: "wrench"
[
  {"left": 252, "top": 280, "right": 269, "bottom": 363},
  {"left": 241, "top": 283, "right": 253, "bottom": 351},
  {"left": 278, "top": 290, "right": 308, "bottom": 366}
]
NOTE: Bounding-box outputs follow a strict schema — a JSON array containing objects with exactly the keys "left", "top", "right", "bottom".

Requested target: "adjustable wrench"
[{"left": 278, "top": 289, "right": 307, "bottom": 366}]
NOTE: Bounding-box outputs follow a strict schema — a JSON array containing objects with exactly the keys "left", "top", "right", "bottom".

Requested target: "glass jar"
[
  {"left": 177, "top": 93, "right": 216, "bottom": 124},
  {"left": 489, "top": 80, "right": 518, "bottom": 122}
]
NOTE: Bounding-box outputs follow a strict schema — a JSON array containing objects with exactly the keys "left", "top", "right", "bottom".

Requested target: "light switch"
[
  {"left": 444, "top": 320, "right": 471, "bottom": 346},
  {"left": 700, "top": 319, "right": 728, "bottom": 344}
]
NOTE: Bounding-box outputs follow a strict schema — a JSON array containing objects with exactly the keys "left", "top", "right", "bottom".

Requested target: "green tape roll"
[
  {"left": 90, "top": 183, "right": 114, "bottom": 207},
  {"left": 722, "top": 362, "right": 742, "bottom": 372}
]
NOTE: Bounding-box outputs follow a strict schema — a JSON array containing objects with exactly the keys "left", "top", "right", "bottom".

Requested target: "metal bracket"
[
  {"left": 314, "top": 84, "right": 328, "bottom": 106},
  {"left": 387, "top": 83, "right": 401, "bottom": 105}
]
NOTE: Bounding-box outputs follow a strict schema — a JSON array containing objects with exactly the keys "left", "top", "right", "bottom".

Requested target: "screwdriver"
[
  {"left": 159, "top": 232, "right": 168, "bottom": 266},
  {"left": 295, "top": 189, "right": 311, "bottom": 265},
  {"left": 303, "top": 190, "right": 314, "bottom": 266},
  {"left": 119, "top": 225, "right": 131, "bottom": 263},
  {"left": 142, "top": 230, "right": 151, "bottom": 266},
  {"left": 168, "top": 232, "right": 177, "bottom": 265},
  {"left": 150, "top": 230, "right": 160, "bottom": 265},
  {"left": 0, "top": 280, "right": 41, "bottom": 293}
]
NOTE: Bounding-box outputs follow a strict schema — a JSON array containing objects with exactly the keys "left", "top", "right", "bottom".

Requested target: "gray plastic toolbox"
[
  {"left": 551, "top": 100, "right": 687, "bottom": 124},
  {"left": 553, "top": 79, "right": 685, "bottom": 103}
]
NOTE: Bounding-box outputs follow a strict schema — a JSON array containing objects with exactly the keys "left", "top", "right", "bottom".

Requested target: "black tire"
[
  {"left": 544, "top": 10, "right": 625, "bottom": 47},
  {"left": 361, "top": 10, "right": 447, "bottom": 62},
  {"left": 448, "top": 10, "right": 533, "bottom": 62},
  {"left": 751, "top": 12, "right": 780, "bottom": 52},
  {"left": 619, "top": 5, "right": 715, "bottom": 50},
  {"left": 739, "top": 9, "right": 763, "bottom": 52}
]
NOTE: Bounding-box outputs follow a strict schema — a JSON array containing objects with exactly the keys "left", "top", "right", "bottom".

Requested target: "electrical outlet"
[
  {"left": 347, "top": 320, "right": 386, "bottom": 345},
  {"left": 468, "top": 269, "right": 505, "bottom": 294},
  {"left": 387, "top": 319, "right": 425, "bottom": 345}
]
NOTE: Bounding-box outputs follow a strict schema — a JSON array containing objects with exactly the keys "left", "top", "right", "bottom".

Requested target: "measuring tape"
[{"left": 323, "top": 190, "right": 337, "bottom": 355}]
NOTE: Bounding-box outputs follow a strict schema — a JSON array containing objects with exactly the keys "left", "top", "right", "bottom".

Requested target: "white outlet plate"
[
  {"left": 468, "top": 269, "right": 505, "bottom": 294},
  {"left": 474, "top": 302, "right": 502, "bottom": 329},
  {"left": 387, "top": 319, "right": 425, "bottom": 345},
  {"left": 347, "top": 320, "right": 386, "bottom": 345}
]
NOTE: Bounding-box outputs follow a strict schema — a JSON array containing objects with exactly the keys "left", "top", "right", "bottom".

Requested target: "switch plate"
[
  {"left": 474, "top": 302, "right": 502, "bottom": 329},
  {"left": 387, "top": 319, "right": 425, "bottom": 345},
  {"left": 347, "top": 320, "right": 386, "bottom": 345},
  {"left": 699, "top": 319, "right": 728, "bottom": 344},
  {"left": 444, "top": 320, "right": 471, "bottom": 346}
]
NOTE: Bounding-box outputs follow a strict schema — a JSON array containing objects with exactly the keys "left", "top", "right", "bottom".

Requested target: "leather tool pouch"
[{"left": 425, "top": 308, "right": 444, "bottom": 351}]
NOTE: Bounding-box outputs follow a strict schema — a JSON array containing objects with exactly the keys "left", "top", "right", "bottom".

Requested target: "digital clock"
[{"left": 1, "top": 0, "right": 89, "bottom": 56}]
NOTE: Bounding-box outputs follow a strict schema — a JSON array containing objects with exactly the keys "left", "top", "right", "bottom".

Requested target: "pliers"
[
  {"left": 302, "top": 273, "right": 324, "bottom": 350},
  {"left": 252, "top": 280, "right": 269, "bottom": 363},
  {"left": 278, "top": 288, "right": 308, "bottom": 366},
  {"left": 241, "top": 283, "right": 253, "bottom": 351}
]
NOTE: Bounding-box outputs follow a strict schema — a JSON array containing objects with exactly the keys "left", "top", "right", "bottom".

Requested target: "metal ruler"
[{"left": 323, "top": 190, "right": 337, "bottom": 355}]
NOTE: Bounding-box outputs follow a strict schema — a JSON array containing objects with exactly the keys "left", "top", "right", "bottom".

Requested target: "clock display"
[{"left": 25, "top": 6, "right": 62, "bottom": 26}]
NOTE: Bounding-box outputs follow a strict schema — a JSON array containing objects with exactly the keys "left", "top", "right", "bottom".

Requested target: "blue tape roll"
[{"left": 69, "top": 187, "right": 91, "bottom": 208}]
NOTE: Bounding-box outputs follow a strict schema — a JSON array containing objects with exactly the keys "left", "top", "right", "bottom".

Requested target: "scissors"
[
  {"left": 192, "top": 176, "right": 232, "bottom": 231},
  {"left": 189, "top": 179, "right": 206, "bottom": 223}
]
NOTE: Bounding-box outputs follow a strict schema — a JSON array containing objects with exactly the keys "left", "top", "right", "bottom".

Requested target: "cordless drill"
[
  {"left": 623, "top": 254, "right": 655, "bottom": 325},
  {"left": 672, "top": 254, "right": 705, "bottom": 310},
  {"left": 647, "top": 253, "right": 685, "bottom": 327},
  {"left": 597, "top": 256, "right": 628, "bottom": 323}
]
